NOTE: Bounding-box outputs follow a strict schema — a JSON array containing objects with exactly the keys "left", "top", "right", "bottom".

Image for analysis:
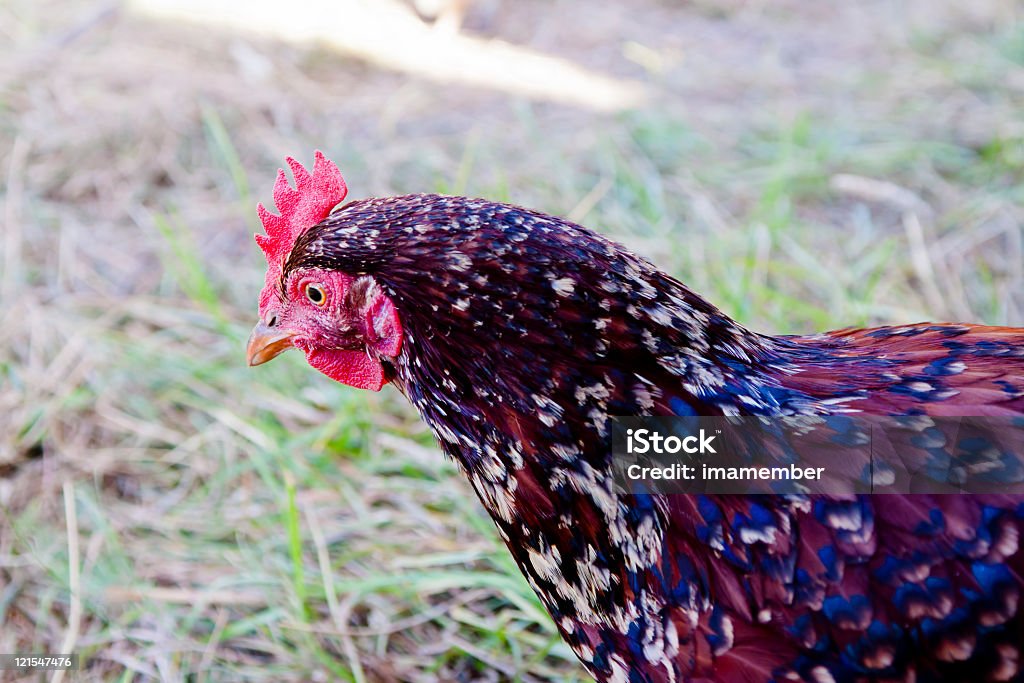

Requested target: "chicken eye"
[{"left": 305, "top": 283, "right": 327, "bottom": 306}]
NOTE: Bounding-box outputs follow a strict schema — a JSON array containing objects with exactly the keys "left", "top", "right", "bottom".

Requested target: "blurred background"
[{"left": 1, "top": 0, "right": 1022, "bottom": 680}]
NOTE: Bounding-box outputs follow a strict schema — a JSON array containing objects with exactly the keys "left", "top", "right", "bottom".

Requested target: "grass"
[{"left": 1, "top": 0, "right": 1023, "bottom": 681}]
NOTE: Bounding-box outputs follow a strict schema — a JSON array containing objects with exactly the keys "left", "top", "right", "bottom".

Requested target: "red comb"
[{"left": 255, "top": 150, "right": 348, "bottom": 268}]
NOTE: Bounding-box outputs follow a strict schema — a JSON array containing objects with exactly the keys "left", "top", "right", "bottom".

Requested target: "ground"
[{"left": 0, "top": 0, "right": 1022, "bottom": 681}]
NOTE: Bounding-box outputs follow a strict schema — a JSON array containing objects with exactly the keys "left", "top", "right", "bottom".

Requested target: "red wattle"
[{"left": 306, "top": 348, "right": 386, "bottom": 391}]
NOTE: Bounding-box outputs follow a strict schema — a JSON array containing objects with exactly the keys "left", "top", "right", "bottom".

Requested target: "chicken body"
[{"left": 256, "top": 178, "right": 1024, "bottom": 682}]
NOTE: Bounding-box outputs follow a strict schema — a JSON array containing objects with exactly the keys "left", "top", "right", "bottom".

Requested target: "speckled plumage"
[{"left": 264, "top": 179, "right": 1024, "bottom": 683}]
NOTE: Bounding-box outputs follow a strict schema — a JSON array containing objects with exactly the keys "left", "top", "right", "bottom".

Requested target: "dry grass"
[{"left": 1, "top": 0, "right": 1023, "bottom": 680}]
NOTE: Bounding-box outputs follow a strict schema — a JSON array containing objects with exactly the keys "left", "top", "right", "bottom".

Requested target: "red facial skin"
[{"left": 256, "top": 267, "right": 403, "bottom": 391}]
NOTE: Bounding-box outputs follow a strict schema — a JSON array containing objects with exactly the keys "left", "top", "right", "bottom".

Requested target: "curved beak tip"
[{"left": 247, "top": 322, "right": 296, "bottom": 367}]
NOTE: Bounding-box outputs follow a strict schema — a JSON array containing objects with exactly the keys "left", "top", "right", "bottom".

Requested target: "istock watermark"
[
  {"left": 610, "top": 416, "right": 1024, "bottom": 495},
  {"left": 625, "top": 428, "right": 718, "bottom": 455}
]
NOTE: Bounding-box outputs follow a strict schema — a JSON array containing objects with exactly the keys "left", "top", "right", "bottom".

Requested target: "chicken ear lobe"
[{"left": 349, "top": 276, "right": 403, "bottom": 359}]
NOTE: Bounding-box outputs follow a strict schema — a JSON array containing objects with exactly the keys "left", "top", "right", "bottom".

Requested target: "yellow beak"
[{"left": 246, "top": 322, "right": 296, "bottom": 366}]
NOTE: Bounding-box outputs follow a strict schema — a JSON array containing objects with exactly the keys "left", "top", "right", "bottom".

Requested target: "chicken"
[{"left": 247, "top": 152, "right": 1024, "bottom": 682}]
